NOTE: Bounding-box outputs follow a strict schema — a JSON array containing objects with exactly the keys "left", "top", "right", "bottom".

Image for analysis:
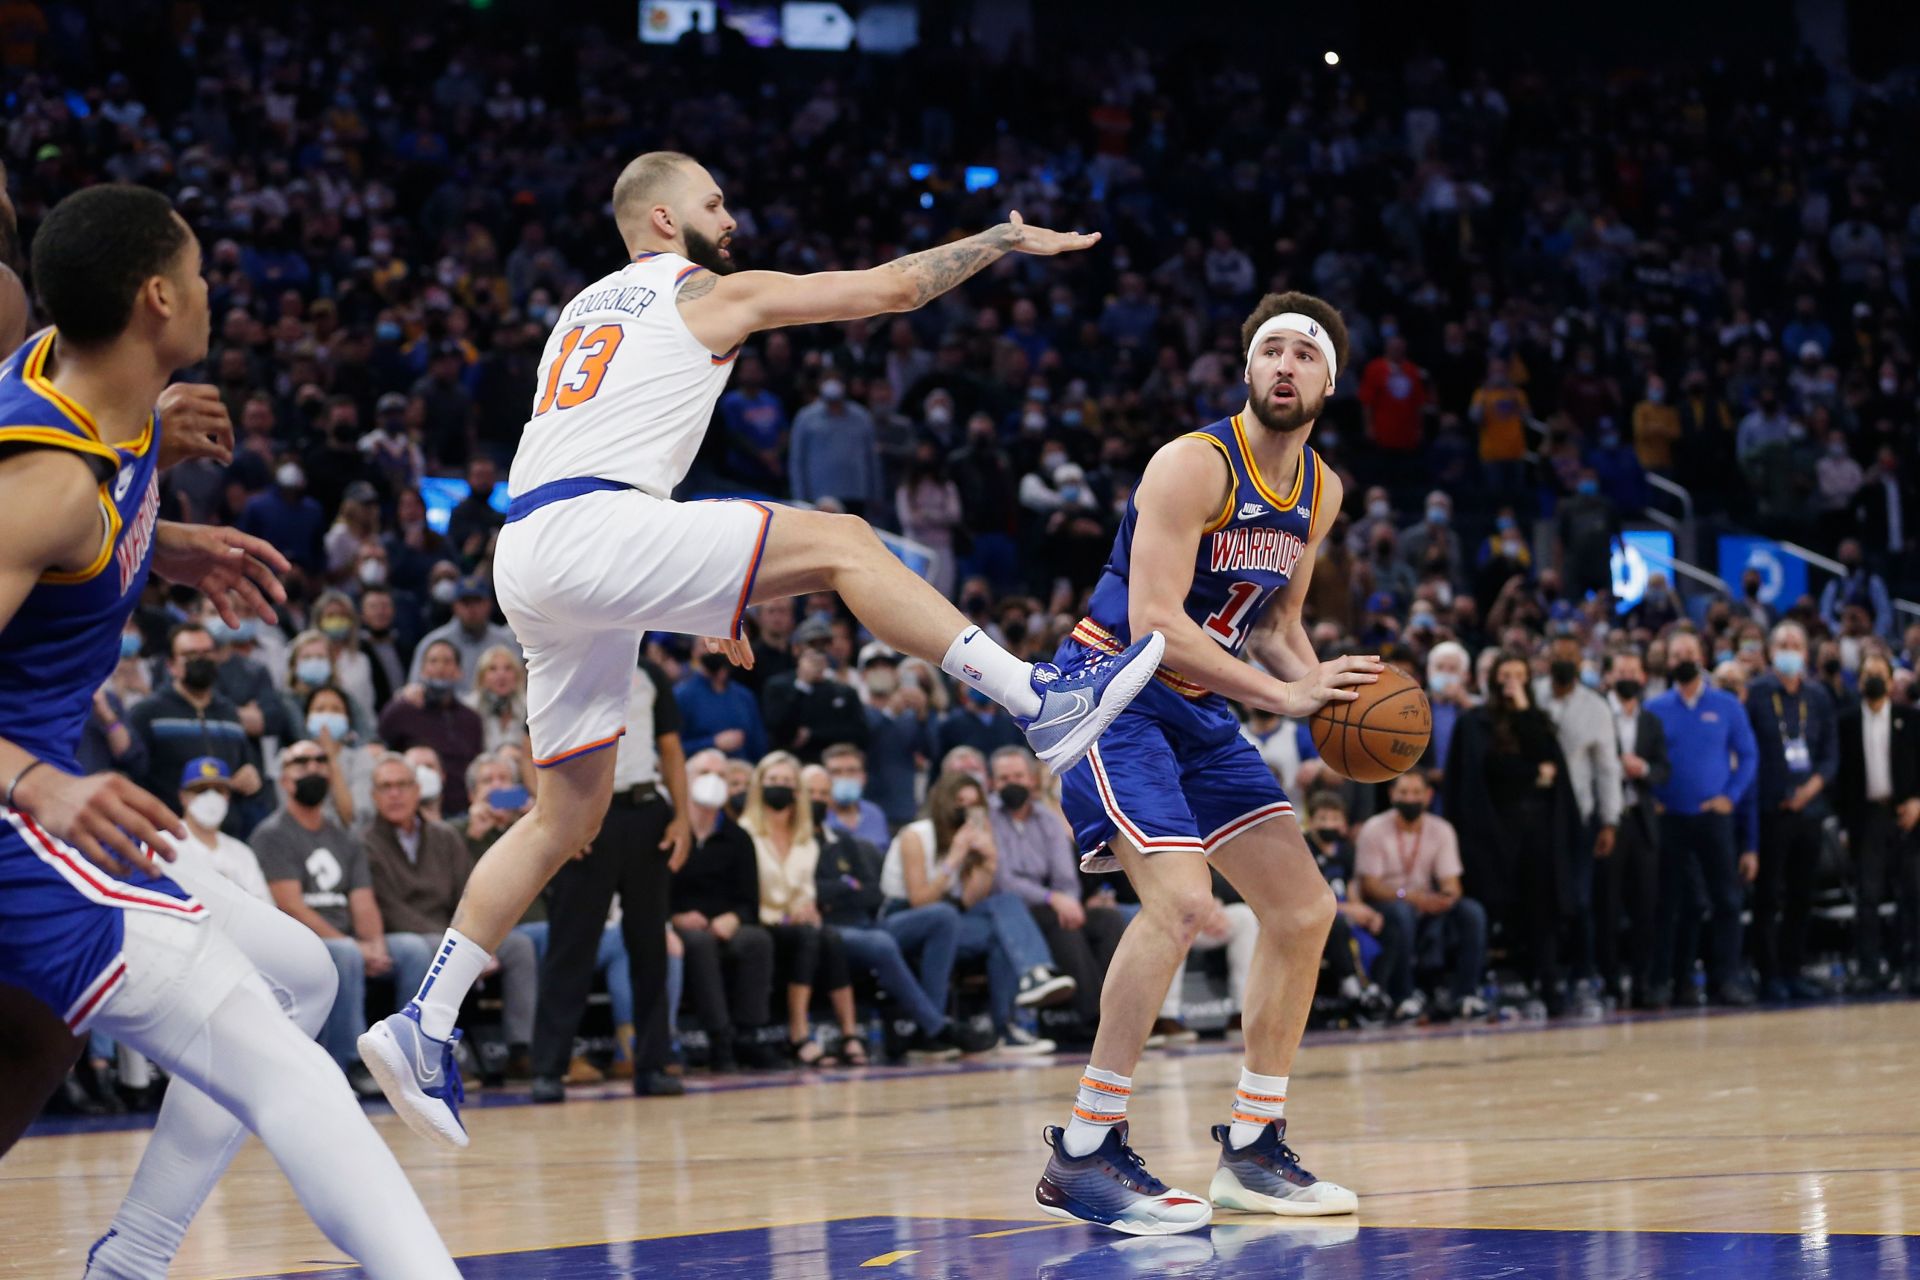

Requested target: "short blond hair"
[{"left": 611, "top": 151, "right": 696, "bottom": 239}]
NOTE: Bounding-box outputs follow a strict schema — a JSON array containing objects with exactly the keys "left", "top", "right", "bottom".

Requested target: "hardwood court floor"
[{"left": 5, "top": 1001, "right": 1918, "bottom": 1279}]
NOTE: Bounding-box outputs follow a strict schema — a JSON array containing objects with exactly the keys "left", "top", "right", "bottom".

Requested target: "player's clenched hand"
[
  {"left": 699, "top": 634, "right": 754, "bottom": 669},
  {"left": 999, "top": 210, "right": 1100, "bottom": 258},
  {"left": 155, "top": 383, "right": 235, "bottom": 470},
  {"left": 1276, "top": 655, "right": 1382, "bottom": 717},
  {"left": 14, "top": 767, "right": 182, "bottom": 879}
]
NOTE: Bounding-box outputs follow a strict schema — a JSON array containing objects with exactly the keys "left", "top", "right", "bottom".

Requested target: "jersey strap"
[
  {"left": 1180, "top": 431, "right": 1236, "bottom": 535},
  {"left": 1071, "top": 616, "right": 1209, "bottom": 700},
  {"left": 1228, "top": 413, "right": 1307, "bottom": 512}
]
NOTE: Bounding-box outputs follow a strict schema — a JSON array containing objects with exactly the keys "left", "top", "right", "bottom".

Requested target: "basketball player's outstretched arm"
[
  {"left": 0, "top": 450, "right": 184, "bottom": 874},
  {"left": 680, "top": 211, "right": 1098, "bottom": 353},
  {"left": 1127, "top": 438, "right": 1378, "bottom": 717}
]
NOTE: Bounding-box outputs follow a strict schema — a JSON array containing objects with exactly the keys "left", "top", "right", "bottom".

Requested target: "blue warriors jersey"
[
  {"left": 1067, "top": 413, "right": 1325, "bottom": 730},
  {"left": 0, "top": 329, "right": 202, "bottom": 1034}
]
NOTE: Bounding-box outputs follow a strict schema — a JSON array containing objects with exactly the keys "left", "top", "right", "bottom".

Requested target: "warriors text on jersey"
[{"left": 0, "top": 329, "right": 203, "bottom": 1033}]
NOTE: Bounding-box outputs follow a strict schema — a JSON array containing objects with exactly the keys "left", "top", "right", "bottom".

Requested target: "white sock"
[
  {"left": 1228, "top": 1068, "right": 1287, "bottom": 1148},
  {"left": 1062, "top": 1066, "right": 1131, "bottom": 1157},
  {"left": 941, "top": 625, "right": 1042, "bottom": 718},
  {"left": 412, "top": 927, "right": 491, "bottom": 1041}
]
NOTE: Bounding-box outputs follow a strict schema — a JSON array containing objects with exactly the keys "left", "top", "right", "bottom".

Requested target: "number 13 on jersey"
[{"left": 535, "top": 324, "right": 624, "bottom": 415}]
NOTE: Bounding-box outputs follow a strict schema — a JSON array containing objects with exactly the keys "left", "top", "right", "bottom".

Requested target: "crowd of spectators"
[{"left": 16, "top": 6, "right": 1920, "bottom": 1113}]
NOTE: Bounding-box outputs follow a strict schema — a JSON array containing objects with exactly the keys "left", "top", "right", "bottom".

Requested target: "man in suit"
[
  {"left": 1599, "top": 649, "right": 1671, "bottom": 1007},
  {"left": 1834, "top": 651, "right": 1920, "bottom": 992}
]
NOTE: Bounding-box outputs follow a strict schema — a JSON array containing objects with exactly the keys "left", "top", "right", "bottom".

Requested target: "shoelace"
[
  {"left": 1110, "top": 1140, "right": 1169, "bottom": 1195},
  {"left": 1265, "top": 1135, "right": 1313, "bottom": 1180},
  {"left": 440, "top": 1028, "right": 467, "bottom": 1111}
]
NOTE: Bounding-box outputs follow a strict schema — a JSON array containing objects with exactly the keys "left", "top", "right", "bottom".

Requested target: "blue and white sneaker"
[
  {"left": 1209, "top": 1119, "right": 1358, "bottom": 1216},
  {"left": 1035, "top": 1123, "right": 1212, "bottom": 1236},
  {"left": 1019, "top": 631, "right": 1165, "bottom": 775},
  {"left": 357, "top": 1003, "right": 468, "bottom": 1150}
]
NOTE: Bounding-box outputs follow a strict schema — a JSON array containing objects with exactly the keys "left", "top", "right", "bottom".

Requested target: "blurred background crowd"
[{"left": 8, "top": 0, "right": 1920, "bottom": 1116}]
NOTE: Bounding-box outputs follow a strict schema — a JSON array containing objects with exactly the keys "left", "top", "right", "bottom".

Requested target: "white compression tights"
[{"left": 83, "top": 866, "right": 458, "bottom": 1280}]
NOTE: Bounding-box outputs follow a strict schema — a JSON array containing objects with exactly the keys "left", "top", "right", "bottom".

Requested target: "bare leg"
[
  {"left": 450, "top": 747, "right": 617, "bottom": 951},
  {"left": 785, "top": 984, "right": 813, "bottom": 1043},
  {"left": 0, "top": 984, "right": 79, "bottom": 1156},
  {"left": 1209, "top": 819, "right": 1337, "bottom": 1077},
  {"left": 829, "top": 985, "right": 859, "bottom": 1038},
  {"left": 750, "top": 506, "right": 976, "bottom": 664},
  {"left": 1085, "top": 840, "right": 1215, "bottom": 1079}
]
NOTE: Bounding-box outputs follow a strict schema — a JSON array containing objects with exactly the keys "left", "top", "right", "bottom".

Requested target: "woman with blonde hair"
[
  {"left": 281, "top": 629, "right": 375, "bottom": 744},
  {"left": 738, "top": 751, "right": 865, "bottom": 1066},
  {"left": 310, "top": 590, "right": 378, "bottom": 723},
  {"left": 464, "top": 644, "right": 531, "bottom": 753}
]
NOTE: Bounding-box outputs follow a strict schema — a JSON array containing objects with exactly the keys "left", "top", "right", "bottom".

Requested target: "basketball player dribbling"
[
  {"left": 362, "top": 151, "right": 1169, "bottom": 1147},
  {"left": 0, "top": 185, "right": 460, "bottom": 1278},
  {"left": 1031, "top": 292, "right": 1381, "bottom": 1233}
]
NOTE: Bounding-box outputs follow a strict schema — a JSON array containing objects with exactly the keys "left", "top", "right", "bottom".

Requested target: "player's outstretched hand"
[
  {"left": 1279, "top": 654, "right": 1383, "bottom": 717},
  {"left": 1001, "top": 210, "right": 1100, "bottom": 258},
  {"left": 15, "top": 767, "right": 182, "bottom": 879},
  {"left": 699, "top": 634, "right": 754, "bottom": 670},
  {"left": 151, "top": 522, "right": 291, "bottom": 627}
]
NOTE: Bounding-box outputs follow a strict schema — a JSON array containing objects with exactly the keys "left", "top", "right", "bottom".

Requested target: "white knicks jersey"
[{"left": 507, "top": 250, "right": 738, "bottom": 500}]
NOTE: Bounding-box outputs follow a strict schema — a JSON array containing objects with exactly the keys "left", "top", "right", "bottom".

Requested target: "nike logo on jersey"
[
  {"left": 1027, "top": 689, "right": 1092, "bottom": 732},
  {"left": 1237, "top": 502, "right": 1268, "bottom": 520}
]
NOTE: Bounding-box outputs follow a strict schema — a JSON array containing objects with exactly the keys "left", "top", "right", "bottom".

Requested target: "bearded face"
[
  {"left": 1245, "top": 336, "right": 1330, "bottom": 434},
  {"left": 683, "top": 225, "right": 737, "bottom": 276}
]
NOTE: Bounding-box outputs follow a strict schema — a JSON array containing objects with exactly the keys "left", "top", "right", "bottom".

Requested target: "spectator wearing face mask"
[
  {"left": 404, "top": 746, "right": 448, "bottom": 824},
  {"left": 789, "top": 375, "right": 884, "bottom": 518},
  {"left": 1555, "top": 468, "right": 1621, "bottom": 602},
  {"left": 165, "top": 757, "right": 272, "bottom": 902},
  {"left": 896, "top": 441, "right": 966, "bottom": 599},
  {"left": 283, "top": 629, "right": 376, "bottom": 742},
  {"left": 407, "top": 575, "right": 520, "bottom": 683},
  {"left": 1470, "top": 356, "right": 1532, "bottom": 495},
  {"left": 1398, "top": 491, "right": 1462, "bottom": 588},
  {"left": 1586, "top": 419, "right": 1648, "bottom": 513},
  {"left": 1355, "top": 772, "right": 1489, "bottom": 1020},
  {"left": 1631, "top": 375, "right": 1682, "bottom": 475},
  {"left": 820, "top": 743, "right": 891, "bottom": 847},
  {"left": 385, "top": 489, "right": 459, "bottom": 599},
  {"left": 129, "top": 623, "right": 266, "bottom": 833},
  {"left": 1835, "top": 652, "right": 1920, "bottom": 993},
  {"left": 312, "top": 590, "right": 378, "bottom": 722},
  {"left": 1597, "top": 650, "right": 1671, "bottom": 1007},
  {"left": 1345, "top": 486, "right": 1397, "bottom": 560},
  {"left": 1423, "top": 641, "right": 1475, "bottom": 797},
  {"left": 201, "top": 609, "right": 296, "bottom": 751},
  {"left": 855, "top": 644, "right": 932, "bottom": 828},
  {"left": 1743, "top": 621, "right": 1838, "bottom": 1001},
  {"left": 464, "top": 644, "right": 531, "bottom": 754},
  {"left": 305, "top": 684, "right": 375, "bottom": 827},
  {"left": 1818, "top": 539, "right": 1894, "bottom": 641},
  {"left": 237, "top": 456, "right": 327, "bottom": 573},
  {"left": 355, "top": 584, "right": 410, "bottom": 708},
  {"left": 762, "top": 615, "right": 869, "bottom": 762},
  {"left": 379, "top": 639, "right": 486, "bottom": 815},
  {"left": 676, "top": 640, "right": 769, "bottom": 761}
]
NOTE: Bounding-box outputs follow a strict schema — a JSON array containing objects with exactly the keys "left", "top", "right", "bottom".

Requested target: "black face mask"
[
  {"left": 1863, "top": 676, "right": 1889, "bottom": 701},
  {"left": 180, "top": 656, "right": 218, "bottom": 692},
  {"left": 810, "top": 800, "right": 830, "bottom": 827},
  {"left": 725, "top": 794, "right": 745, "bottom": 817},
  {"left": 1313, "top": 827, "right": 1342, "bottom": 846},
  {"left": 760, "top": 785, "right": 795, "bottom": 812},
  {"left": 1823, "top": 658, "right": 1842, "bottom": 677},
  {"left": 292, "top": 774, "right": 330, "bottom": 808},
  {"left": 1671, "top": 660, "right": 1701, "bottom": 685},
  {"left": 1393, "top": 801, "right": 1425, "bottom": 823},
  {"left": 1549, "top": 659, "right": 1579, "bottom": 688},
  {"left": 1613, "top": 679, "right": 1644, "bottom": 702},
  {"left": 700, "top": 652, "right": 730, "bottom": 675},
  {"left": 997, "top": 783, "right": 1030, "bottom": 812}
]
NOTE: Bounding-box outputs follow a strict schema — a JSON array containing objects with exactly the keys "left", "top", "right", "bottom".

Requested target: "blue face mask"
[
  {"left": 376, "top": 321, "right": 402, "bottom": 343},
  {"left": 1429, "top": 671, "right": 1458, "bottom": 693},
  {"left": 1773, "top": 650, "right": 1806, "bottom": 679},
  {"left": 296, "top": 657, "right": 332, "bottom": 687},
  {"left": 120, "top": 632, "right": 142, "bottom": 659},
  {"left": 830, "top": 777, "right": 863, "bottom": 806},
  {"left": 1496, "top": 514, "right": 1516, "bottom": 532},
  {"left": 306, "top": 711, "right": 350, "bottom": 741},
  {"left": 1426, "top": 506, "right": 1450, "bottom": 525},
  {"left": 1577, "top": 479, "right": 1600, "bottom": 496}
]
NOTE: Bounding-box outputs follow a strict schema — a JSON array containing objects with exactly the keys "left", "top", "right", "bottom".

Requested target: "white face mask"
[
  {"left": 414, "top": 764, "right": 443, "bottom": 802},
  {"left": 690, "top": 773, "right": 730, "bottom": 810},
  {"left": 186, "top": 789, "right": 229, "bottom": 830}
]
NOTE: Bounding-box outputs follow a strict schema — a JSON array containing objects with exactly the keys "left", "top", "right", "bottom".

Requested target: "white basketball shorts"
[{"left": 493, "top": 486, "right": 772, "bottom": 768}]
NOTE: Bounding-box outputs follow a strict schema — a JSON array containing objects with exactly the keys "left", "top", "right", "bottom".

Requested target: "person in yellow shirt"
[
  {"left": 1631, "top": 375, "right": 1682, "bottom": 474},
  {"left": 1469, "top": 356, "right": 1532, "bottom": 493}
]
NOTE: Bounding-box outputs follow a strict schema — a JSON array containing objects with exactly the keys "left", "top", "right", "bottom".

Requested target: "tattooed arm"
[{"left": 677, "top": 211, "right": 1099, "bottom": 354}]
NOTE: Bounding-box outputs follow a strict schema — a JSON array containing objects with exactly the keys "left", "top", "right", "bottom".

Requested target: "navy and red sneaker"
[
  {"left": 1034, "top": 1123, "right": 1212, "bottom": 1236},
  {"left": 1208, "top": 1119, "right": 1357, "bottom": 1216}
]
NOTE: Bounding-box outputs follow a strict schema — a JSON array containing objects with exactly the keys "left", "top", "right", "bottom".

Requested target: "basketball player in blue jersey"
[
  {"left": 0, "top": 185, "right": 461, "bottom": 1279},
  {"left": 1033, "top": 292, "right": 1381, "bottom": 1234}
]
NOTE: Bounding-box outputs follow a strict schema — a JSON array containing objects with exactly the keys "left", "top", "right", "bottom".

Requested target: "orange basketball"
[{"left": 1308, "top": 664, "right": 1432, "bottom": 783}]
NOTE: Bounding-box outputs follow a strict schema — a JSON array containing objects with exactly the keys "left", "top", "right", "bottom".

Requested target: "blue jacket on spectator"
[
  {"left": 237, "top": 488, "right": 327, "bottom": 573},
  {"left": 1743, "top": 672, "right": 1839, "bottom": 818},
  {"left": 1648, "top": 683, "right": 1759, "bottom": 817},
  {"left": 674, "top": 673, "right": 768, "bottom": 760},
  {"left": 864, "top": 704, "right": 931, "bottom": 827}
]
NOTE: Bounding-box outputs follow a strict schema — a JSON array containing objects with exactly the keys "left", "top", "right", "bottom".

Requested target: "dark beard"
[
  {"left": 1248, "top": 384, "right": 1320, "bottom": 434},
  {"left": 683, "top": 227, "right": 736, "bottom": 276}
]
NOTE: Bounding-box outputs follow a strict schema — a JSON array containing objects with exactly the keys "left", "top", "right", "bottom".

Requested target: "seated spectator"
[
  {"left": 801, "top": 765, "right": 993, "bottom": 1058},
  {"left": 165, "top": 757, "right": 272, "bottom": 902},
  {"left": 301, "top": 684, "right": 376, "bottom": 827},
  {"left": 379, "top": 639, "right": 486, "bottom": 814},
  {"left": 676, "top": 642, "right": 769, "bottom": 761},
  {"left": 464, "top": 643, "right": 531, "bottom": 753},
  {"left": 283, "top": 628, "right": 375, "bottom": 740},
  {"left": 821, "top": 744, "right": 891, "bottom": 847},
  {"left": 672, "top": 749, "right": 778, "bottom": 1070},
  {"left": 763, "top": 616, "right": 869, "bottom": 761},
  {"left": 312, "top": 589, "right": 379, "bottom": 719},
  {"left": 253, "top": 740, "right": 386, "bottom": 1094},
  {"left": 989, "top": 747, "right": 1126, "bottom": 1039},
  {"left": 933, "top": 683, "right": 1024, "bottom": 763},
  {"left": 1355, "top": 773, "right": 1489, "bottom": 1020},
  {"left": 406, "top": 746, "right": 449, "bottom": 824},
  {"left": 884, "top": 769, "right": 1071, "bottom": 1053},
  {"left": 739, "top": 751, "right": 866, "bottom": 1066},
  {"left": 200, "top": 608, "right": 295, "bottom": 756},
  {"left": 407, "top": 574, "right": 520, "bottom": 683},
  {"left": 361, "top": 752, "right": 537, "bottom": 1077},
  {"left": 939, "top": 743, "right": 989, "bottom": 787},
  {"left": 459, "top": 749, "right": 531, "bottom": 854},
  {"left": 130, "top": 622, "right": 268, "bottom": 833},
  {"left": 1302, "top": 795, "right": 1388, "bottom": 1017}
]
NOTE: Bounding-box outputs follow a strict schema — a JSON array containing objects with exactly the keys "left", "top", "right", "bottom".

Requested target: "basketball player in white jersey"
[{"left": 362, "top": 151, "right": 1167, "bottom": 1147}]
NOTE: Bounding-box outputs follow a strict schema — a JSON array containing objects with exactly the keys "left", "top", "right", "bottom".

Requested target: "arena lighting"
[{"left": 1324, "top": 50, "right": 1340, "bottom": 66}]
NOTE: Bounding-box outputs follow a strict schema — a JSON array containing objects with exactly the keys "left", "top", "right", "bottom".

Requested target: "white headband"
[{"left": 1245, "top": 312, "right": 1337, "bottom": 388}]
